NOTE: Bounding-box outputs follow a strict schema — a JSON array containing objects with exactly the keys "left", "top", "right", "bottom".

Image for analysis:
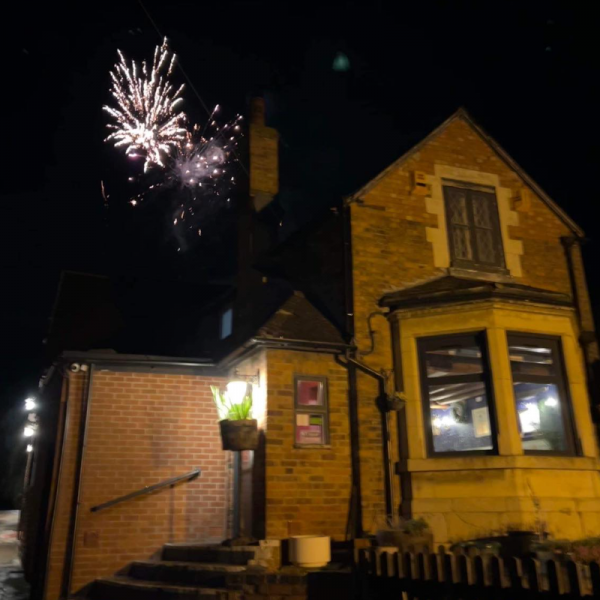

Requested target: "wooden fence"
[{"left": 356, "top": 547, "right": 600, "bottom": 599}]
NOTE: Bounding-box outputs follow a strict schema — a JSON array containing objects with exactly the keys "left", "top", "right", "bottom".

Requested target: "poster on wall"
[
  {"left": 472, "top": 406, "right": 491, "bottom": 438},
  {"left": 296, "top": 414, "right": 324, "bottom": 444}
]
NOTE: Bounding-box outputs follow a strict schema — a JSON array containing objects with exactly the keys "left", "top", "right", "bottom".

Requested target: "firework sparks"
[
  {"left": 103, "top": 40, "right": 244, "bottom": 249},
  {"left": 170, "top": 114, "right": 242, "bottom": 190},
  {"left": 103, "top": 39, "right": 187, "bottom": 171}
]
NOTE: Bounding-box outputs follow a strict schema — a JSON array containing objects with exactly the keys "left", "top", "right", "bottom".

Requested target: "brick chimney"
[{"left": 249, "top": 97, "right": 279, "bottom": 212}]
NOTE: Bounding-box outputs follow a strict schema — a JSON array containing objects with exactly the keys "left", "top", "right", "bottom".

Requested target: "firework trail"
[{"left": 103, "top": 39, "right": 188, "bottom": 171}]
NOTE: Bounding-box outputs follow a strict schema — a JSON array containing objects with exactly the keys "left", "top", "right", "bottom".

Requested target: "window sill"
[
  {"left": 407, "top": 455, "right": 600, "bottom": 473},
  {"left": 448, "top": 266, "right": 512, "bottom": 283},
  {"left": 293, "top": 444, "right": 332, "bottom": 450}
]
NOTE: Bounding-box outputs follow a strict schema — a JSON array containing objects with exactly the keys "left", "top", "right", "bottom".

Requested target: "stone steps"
[
  {"left": 162, "top": 544, "right": 257, "bottom": 565},
  {"left": 86, "top": 576, "right": 225, "bottom": 600},
  {"left": 127, "top": 560, "right": 246, "bottom": 587},
  {"left": 73, "top": 544, "right": 259, "bottom": 600}
]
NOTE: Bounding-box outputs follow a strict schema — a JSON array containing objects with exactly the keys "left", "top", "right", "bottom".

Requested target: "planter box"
[
  {"left": 219, "top": 419, "right": 259, "bottom": 451},
  {"left": 289, "top": 535, "right": 331, "bottom": 568},
  {"left": 375, "top": 530, "right": 433, "bottom": 553}
]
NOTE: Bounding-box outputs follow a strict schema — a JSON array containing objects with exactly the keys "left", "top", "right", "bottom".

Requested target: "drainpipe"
[
  {"left": 61, "top": 364, "right": 95, "bottom": 599},
  {"left": 341, "top": 199, "right": 364, "bottom": 538},
  {"left": 390, "top": 313, "right": 412, "bottom": 519},
  {"left": 337, "top": 353, "right": 395, "bottom": 519},
  {"left": 41, "top": 366, "right": 71, "bottom": 600},
  {"left": 562, "top": 237, "right": 600, "bottom": 430}
]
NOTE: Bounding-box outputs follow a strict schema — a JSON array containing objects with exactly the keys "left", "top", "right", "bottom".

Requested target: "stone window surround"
[{"left": 424, "top": 165, "right": 524, "bottom": 278}]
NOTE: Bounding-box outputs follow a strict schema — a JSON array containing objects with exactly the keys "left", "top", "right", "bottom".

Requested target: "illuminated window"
[
  {"left": 295, "top": 377, "right": 329, "bottom": 446},
  {"left": 418, "top": 332, "right": 497, "bottom": 456},
  {"left": 220, "top": 307, "right": 233, "bottom": 339},
  {"left": 443, "top": 181, "right": 505, "bottom": 270},
  {"left": 508, "top": 334, "right": 576, "bottom": 454}
]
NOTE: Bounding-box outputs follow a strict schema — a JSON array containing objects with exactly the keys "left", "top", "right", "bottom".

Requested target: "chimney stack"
[{"left": 249, "top": 97, "right": 278, "bottom": 212}]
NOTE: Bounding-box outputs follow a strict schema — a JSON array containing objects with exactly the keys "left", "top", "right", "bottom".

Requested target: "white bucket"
[{"left": 289, "top": 535, "right": 331, "bottom": 568}]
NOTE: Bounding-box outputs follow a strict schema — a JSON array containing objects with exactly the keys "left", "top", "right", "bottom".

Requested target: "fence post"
[
  {"left": 522, "top": 557, "right": 541, "bottom": 594},
  {"left": 506, "top": 556, "right": 523, "bottom": 591},
  {"left": 566, "top": 559, "right": 581, "bottom": 597},
  {"left": 379, "top": 551, "right": 389, "bottom": 578},
  {"left": 358, "top": 549, "right": 370, "bottom": 600},
  {"left": 474, "top": 555, "right": 485, "bottom": 587},
  {"left": 547, "top": 559, "right": 561, "bottom": 595}
]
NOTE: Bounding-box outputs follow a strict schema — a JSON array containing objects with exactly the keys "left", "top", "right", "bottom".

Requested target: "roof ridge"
[{"left": 347, "top": 108, "right": 583, "bottom": 237}]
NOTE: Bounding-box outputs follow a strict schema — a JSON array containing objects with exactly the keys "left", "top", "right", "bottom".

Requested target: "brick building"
[{"left": 22, "top": 102, "right": 600, "bottom": 599}]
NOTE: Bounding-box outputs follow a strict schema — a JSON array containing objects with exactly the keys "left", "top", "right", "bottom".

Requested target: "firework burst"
[
  {"left": 103, "top": 39, "right": 187, "bottom": 171},
  {"left": 103, "top": 41, "right": 243, "bottom": 250}
]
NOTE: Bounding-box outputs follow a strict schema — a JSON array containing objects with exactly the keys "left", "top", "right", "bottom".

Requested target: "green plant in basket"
[{"left": 211, "top": 385, "right": 253, "bottom": 421}]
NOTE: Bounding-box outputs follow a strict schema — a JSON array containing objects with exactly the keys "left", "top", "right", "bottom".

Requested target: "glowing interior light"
[
  {"left": 544, "top": 397, "right": 558, "bottom": 408},
  {"left": 519, "top": 403, "right": 540, "bottom": 434},
  {"left": 226, "top": 380, "right": 249, "bottom": 405},
  {"left": 24, "top": 426, "right": 35, "bottom": 437},
  {"left": 25, "top": 398, "right": 36, "bottom": 411},
  {"left": 432, "top": 415, "right": 454, "bottom": 428},
  {"left": 26, "top": 444, "right": 33, "bottom": 453}
]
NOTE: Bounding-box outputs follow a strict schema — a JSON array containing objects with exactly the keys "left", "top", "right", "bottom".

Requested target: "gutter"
[
  {"left": 218, "top": 336, "right": 350, "bottom": 369},
  {"left": 61, "top": 351, "right": 218, "bottom": 370}
]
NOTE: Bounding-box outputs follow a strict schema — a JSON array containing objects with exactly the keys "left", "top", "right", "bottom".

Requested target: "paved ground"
[{"left": 0, "top": 511, "right": 29, "bottom": 600}]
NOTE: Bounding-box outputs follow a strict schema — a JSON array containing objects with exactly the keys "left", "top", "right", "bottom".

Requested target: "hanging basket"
[{"left": 219, "top": 419, "right": 259, "bottom": 451}]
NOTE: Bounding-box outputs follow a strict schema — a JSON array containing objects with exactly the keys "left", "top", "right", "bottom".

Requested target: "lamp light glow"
[
  {"left": 24, "top": 426, "right": 35, "bottom": 437},
  {"left": 25, "top": 397, "right": 36, "bottom": 411},
  {"left": 544, "top": 396, "right": 558, "bottom": 408},
  {"left": 226, "top": 380, "right": 249, "bottom": 405},
  {"left": 26, "top": 444, "right": 33, "bottom": 453}
]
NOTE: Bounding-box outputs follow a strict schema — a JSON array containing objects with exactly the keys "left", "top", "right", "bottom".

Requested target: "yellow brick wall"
[
  {"left": 349, "top": 115, "right": 597, "bottom": 538},
  {"left": 255, "top": 349, "right": 352, "bottom": 540}
]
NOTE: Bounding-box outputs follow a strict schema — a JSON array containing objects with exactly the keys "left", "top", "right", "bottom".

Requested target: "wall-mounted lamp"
[{"left": 226, "top": 370, "right": 259, "bottom": 405}]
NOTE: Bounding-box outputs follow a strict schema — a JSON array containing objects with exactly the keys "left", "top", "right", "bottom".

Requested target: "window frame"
[
  {"left": 219, "top": 305, "right": 233, "bottom": 340},
  {"left": 417, "top": 331, "right": 499, "bottom": 457},
  {"left": 294, "top": 375, "right": 330, "bottom": 447},
  {"left": 443, "top": 180, "right": 506, "bottom": 272},
  {"left": 507, "top": 332, "right": 579, "bottom": 456}
]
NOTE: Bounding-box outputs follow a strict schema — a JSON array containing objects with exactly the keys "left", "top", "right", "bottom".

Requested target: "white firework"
[{"left": 103, "top": 39, "right": 187, "bottom": 171}]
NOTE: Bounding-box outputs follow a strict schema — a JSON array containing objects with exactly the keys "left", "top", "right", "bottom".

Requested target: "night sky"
[{"left": 1, "top": 1, "right": 599, "bottom": 502}]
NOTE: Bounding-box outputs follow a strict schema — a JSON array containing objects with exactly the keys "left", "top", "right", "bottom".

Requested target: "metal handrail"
[{"left": 90, "top": 467, "right": 201, "bottom": 513}]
